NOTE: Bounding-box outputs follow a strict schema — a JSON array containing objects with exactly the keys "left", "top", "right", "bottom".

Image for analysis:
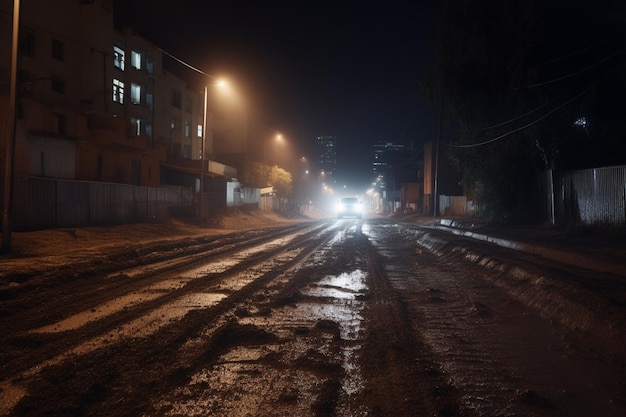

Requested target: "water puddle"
[{"left": 304, "top": 270, "right": 368, "bottom": 300}]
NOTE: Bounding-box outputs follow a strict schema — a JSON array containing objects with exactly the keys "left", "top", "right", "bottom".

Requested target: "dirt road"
[{"left": 1, "top": 218, "right": 624, "bottom": 416}]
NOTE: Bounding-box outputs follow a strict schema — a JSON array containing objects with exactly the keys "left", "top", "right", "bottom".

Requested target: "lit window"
[
  {"left": 131, "top": 50, "right": 143, "bottom": 70},
  {"left": 113, "top": 79, "right": 124, "bottom": 103},
  {"left": 131, "top": 83, "right": 142, "bottom": 104},
  {"left": 197, "top": 124, "right": 203, "bottom": 138},
  {"left": 131, "top": 118, "right": 140, "bottom": 136},
  {"left": 113, "top": 45, "right": 125, "bottom": 70},
  {"left": 130, "top": 118, "right": 150, "bottom": 137}
]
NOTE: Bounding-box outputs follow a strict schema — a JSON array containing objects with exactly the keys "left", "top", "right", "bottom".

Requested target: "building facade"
[
  {"left": 315, "top": 135, "right": 337, "bottom": 186},
  {"left": 0, "top": 0, "right": 236, "bottom": 189}
]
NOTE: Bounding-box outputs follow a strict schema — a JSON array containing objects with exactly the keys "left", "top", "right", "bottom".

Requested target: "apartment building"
[{"left": 0, "top": 0, "right": 234, "bottom": 189}]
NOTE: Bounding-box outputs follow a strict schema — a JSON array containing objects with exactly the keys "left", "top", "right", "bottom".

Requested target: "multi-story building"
[
  {"left": 371, "top": 140, "right": 424, "bottom": 212},
  {"left": 0, "top": 0, "right": 236, "bottom": 189},
  {"left": 315, "top": 135, "right": 337, "bottom": 185}
]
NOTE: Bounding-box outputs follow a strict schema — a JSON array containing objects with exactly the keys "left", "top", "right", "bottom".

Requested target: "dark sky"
[{"left": 114, "top": 0, "right": 437, "bottom": 190}]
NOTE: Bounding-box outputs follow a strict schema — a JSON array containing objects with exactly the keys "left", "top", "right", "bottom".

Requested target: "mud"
[{"left": 0, "top": 218, "right": 625, "bottom": 416}]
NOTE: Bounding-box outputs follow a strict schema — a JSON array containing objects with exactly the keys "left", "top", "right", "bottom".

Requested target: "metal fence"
[
  {"left": 536, "top": 166, "right": 626, "bottom": 226},
  {"left": 10, "top": 176, "right": 194, "bottom": 231}
]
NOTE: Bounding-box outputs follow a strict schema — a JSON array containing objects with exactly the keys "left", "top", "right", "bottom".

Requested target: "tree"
[
  {"left": 239, "top": 161, "right": 293, "bottom": 198},
  {"left": 424, "top": 0, "right": 626, "bottom": 220}
]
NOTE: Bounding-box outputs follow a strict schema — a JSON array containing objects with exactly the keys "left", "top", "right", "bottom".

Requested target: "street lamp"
[{"left": 264, "top": 133, "right": 284, "bottom": 165}]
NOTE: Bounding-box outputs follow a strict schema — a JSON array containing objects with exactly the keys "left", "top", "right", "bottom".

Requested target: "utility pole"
[
  {"left": 1, "top": 0, "right": 20, "bottom": 253},
  {"left": 433, "top": 96, "right": 442, "bottom": 218}
]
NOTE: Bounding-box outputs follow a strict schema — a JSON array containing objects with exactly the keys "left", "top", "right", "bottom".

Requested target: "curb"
[{"left": 432, "top": 223, "right": 626, "bottom": 278}]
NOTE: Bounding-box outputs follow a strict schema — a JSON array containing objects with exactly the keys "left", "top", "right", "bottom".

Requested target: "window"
[
  {"left": 131, "top": 160, "right": 141, "bottom": 185},
  {"left": 185, "top": 97, "right": 192, "bottom": 113},
  {"left": 130, "top": 118, "right": 140, "bottom": 136},
  {"left": 130, "top": 118, "right": 150, "bottom": 137},
  {"left": 52, "top": 39, "right": 63, "bottom": 61},
  {"left": 130, "top": 83, "right": 142, "bottom": 104},
  {"left": 183, "top": 145, "right": 192, "bottom": 159},
  {"left": 97, "top": 154, "right": 103, "bottom": 180},
  {"left": 113, "top": 79, "right": 124, "bottom": 103},
  {"left": 184, "top": 121, "right": 191, "bottom": 138},
  {"left": 20, "top": 30, "right": 36, "bottom": 57},
  {"left": 146, "top": 59, "right": 154, "bottom": 79},
  {"left": 130, "top": 50, "right": 143, "bottom": 70},
  {"left": 197, "top": 124, "right": 203, "bottom": 138},
  {"left": 51, "top": 77, "right": 65, "bottom": 93},
  {"left": 146, "top": 92, "right": 154, "bottom": 111},
  {"left": 55, "top": 114, "right": 66, "bottom": 135},
  {"left": 113, "top": 45, "right": 125, "bottom": 70},
  {"left": 172, "top": 89, "right": 182, "bottom": 108}
]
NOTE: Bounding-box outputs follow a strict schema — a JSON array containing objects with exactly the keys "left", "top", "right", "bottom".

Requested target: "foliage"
[
  {"left": 424, "top": 0, "right": 626, "bottom": 220},
  {"left": 239, "top": 161, "right": 293, "bottom": 197}
]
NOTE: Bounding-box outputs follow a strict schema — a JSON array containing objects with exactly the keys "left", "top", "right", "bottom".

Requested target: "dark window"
[
  {"left": 51, "top": 77, "right": 65, "bottom": 93},
  {"left": 131, "top": 160, "right": 141, "bottom": 185},
  {"left": 97, "top": 154, "right": 103, "bottom": 180},
  {"left": 20, "top": 30, "right": 36, "bottom": 57},
  {"left": 172, "top": 89, "right": 182, "bottom": 108},
  {"left": 56, "top": 114, "right": 66, "bottom": 135},
  {"left": 52, "top": 39, "right": 63, "bottom": 61}
]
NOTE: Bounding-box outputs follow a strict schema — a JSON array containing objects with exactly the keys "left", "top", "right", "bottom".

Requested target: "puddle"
[{"left": 304, "top": 270, "right": 368, "bottom": 300}]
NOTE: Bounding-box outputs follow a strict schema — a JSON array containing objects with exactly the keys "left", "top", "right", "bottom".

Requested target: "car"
[{"left": 337, "top": 197, "right": 362, "bottom": 219}]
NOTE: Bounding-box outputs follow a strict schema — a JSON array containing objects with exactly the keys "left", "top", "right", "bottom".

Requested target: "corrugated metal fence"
[
  {"left": 10, "top": 176, "right": 194, "bottom": 231},
  {"left": 536, "top": 166, "right": 626, "bottom": 226}
]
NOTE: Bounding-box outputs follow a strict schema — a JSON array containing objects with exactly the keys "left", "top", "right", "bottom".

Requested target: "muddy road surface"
[{"left": 0, "top": 218, "right": 625, "bottom": 416}]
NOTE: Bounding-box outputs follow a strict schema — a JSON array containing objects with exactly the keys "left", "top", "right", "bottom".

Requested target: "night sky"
[{"left": 114, "top": 0, "right": 437, "bottom": 191}]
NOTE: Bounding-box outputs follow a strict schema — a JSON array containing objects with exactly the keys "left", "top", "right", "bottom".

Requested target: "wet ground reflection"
[{"left": 155, "top": 269, "right": 370, "bottom": 416}]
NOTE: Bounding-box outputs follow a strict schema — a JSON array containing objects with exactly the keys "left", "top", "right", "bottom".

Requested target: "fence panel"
[
  {"left": 553, "top": 166, "right": 626, "bottom": 225},
  {"left": 57, "top": 180, "right": 90, "bottom": 227},
  {"left": 11, "top": 176, "right": 195, "bottom": 231},
  {"left": 12, "top": 177, "right": 56, "bottom": 230}
]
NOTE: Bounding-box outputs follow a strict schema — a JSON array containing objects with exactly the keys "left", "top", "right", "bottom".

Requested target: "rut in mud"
[
  {"left": 1, "top": 218, "right": 625, "bottom": 416},
  {"left": 0, "top": 220, "right": 458, "bottom": 417}
]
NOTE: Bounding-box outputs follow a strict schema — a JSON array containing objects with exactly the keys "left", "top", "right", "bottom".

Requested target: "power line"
[
  {"left": 443, "top": 64, "right": 624, "bottom": 149},
  {"left": 462, "top": 102, "right": 549, "bottom": 133},
  {"left": 517, "top": 46, "right": 626, "bottom": 90}
]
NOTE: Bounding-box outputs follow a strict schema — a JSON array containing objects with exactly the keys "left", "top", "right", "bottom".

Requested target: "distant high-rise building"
[
  {"left": 372, "top": 141, "right": 422, "bottom": 190},
  {"left": 315, "top": 135, "right": 337, "bottom": 184},
  {"left": 372, "top": 141, "right": 406, "bottom": 188}
]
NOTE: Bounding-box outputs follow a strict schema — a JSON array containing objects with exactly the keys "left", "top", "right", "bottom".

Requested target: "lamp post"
[
  {"left": 198, "top": 79, "right": 230, "bottom": 225},
  {"left": 198, "top": 84, "right": 208, "bottom": 225},
  {"left": 1, "top": 0, "right": 20, "bottom": 253}
]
